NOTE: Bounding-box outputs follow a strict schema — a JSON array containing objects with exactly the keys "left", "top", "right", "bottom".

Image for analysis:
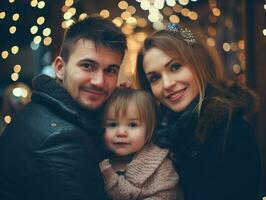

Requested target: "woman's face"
[{"left": 143, "top": 47, "right": 199, "bottom": 112}]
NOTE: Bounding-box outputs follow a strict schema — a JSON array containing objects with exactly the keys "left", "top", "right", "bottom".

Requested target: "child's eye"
[
  {"left": 106, "top": 122, "right": 117, "bottom": 128},
  {"left": 170, "top": 63, "right": 181, "bottom": 71},
  {"left": 129, "top": 122, "right": 138, "bottom": 128}
]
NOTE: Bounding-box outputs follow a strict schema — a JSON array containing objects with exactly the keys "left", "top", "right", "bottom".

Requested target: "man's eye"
[
  {"left": 82, "top": 63, "right": 94, "bottom": 69},
  {"left": 105, "top": 67, "right": 119, "bottom": 74},
  {"left": 170, "top": 63, "right": 181, "bottom": 71},
  {"left": 129, "top": 122, "right": 138, "bottom": 128},
  {"left": 147, "top": 74, "right": 160, "bottom": 83}
]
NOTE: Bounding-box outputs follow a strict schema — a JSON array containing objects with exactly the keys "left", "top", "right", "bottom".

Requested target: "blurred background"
[{"left": 0, "top": 0, "right": 265, "bottom": 198}]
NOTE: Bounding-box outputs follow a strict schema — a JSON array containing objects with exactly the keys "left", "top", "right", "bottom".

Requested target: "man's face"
[{"left": 55, "top": 39, "right": 123, "bottom": 110}]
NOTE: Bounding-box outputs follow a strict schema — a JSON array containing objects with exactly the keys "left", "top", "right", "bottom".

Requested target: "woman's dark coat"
[
  {"left": 154, "top": 84, "right": 261, "bottom": 200},
  {"left": 0, "top": 75, "right": 108, "bottom": 200}
]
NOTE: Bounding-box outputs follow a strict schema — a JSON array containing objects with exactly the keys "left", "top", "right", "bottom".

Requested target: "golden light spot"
[
  {"left": 127, "top": 6, "right": 136, "bottom": 14},
  {"left": 4, "top": 115, "right": 12, "bottom": 124},
  {"left": 137, "top": 18, "right": 147, "bottom": 27},
  {"left": 65, "top": 0, "right": 74, "bottom": 7},
  {"left": 173, "top": 4, "right": 182, "bottom": 13},
  {"left": 0, "top": 12, "right": 6, "bottom": 19},
  {"left": 113, "top": 17, "right": 123, "bottom": 27},
  {"left": 169, "top": 15, "right": 180, "bottom": 23},
  {"left": 38, "top": 1, "right": 45, "bottom": 9},
  {"left": 11, "top": 73, "right": 19, "bottom": 81},
  {"left": 181, "top": 8, "right": 190, "bottom": 16},
  {"left": 14, "top": 64, "right": 21, "bottom": 73},
  {"left": 206, "top": 37, "right": 216, "bottom": 47},
  {"left": 212, "top": 8, "right": 221, "bottom": 16},
  {"left": 207, "top": 26, "right": 216, "bottom": 36},
  {"left": 37, "top": 16, "right": 45, "bottom": 25},
  {"left": 31, "top": 0, "right": 38, "bottom": 7},
  {"left": 121, "top": 11, "right": 131, "bottom": 20},
  {"left": 223, "top": 42, "right": 230, "bottom": 52},
  {"left": 11, "top": 46, "right": 19, "bottom": 54},
  {"left": 30, "top": 26, "right": 38, "bottom": 34},
  {"left": 34, "top": 35, "right": 42, "bottom": 44},
  {"left": 188, "top": 11, "right": 198, "bottom": 20},
  {"left": 163, "top": 7, "right": 173, "bottom": 16},
  {"left": 238, "top": 40, "right": 245, "bottom": 50},
  {"left": 1, "top": 51, "right": 9, "bottom": 59},
  {"left": 100, "top": 9, "right": 110, "bottom": 18},
  {"left": 43, "top": 37, "right": 52, "bottom": 46},
  {"left": 126, "top": 17, "right": 137, "bottom": 26},
  {"left": 9, "top": 26, "right": 17, "bottom": 34},
  {"left": 79, "top": 13, "right": 88, "bottom": 20},
  {"left": 43, "top": 28, "right": 51, "bottom": 36},
  {"left": 118, "top": 1, "right": 128, "bottom": 10},
  {"left": 12, "top": 13, "right": 20, "bottom": 21}
]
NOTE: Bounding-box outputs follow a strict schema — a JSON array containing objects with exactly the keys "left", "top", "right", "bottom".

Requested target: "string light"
[{"left": 4, "top": 115, "right": 12, "bottom": 124}]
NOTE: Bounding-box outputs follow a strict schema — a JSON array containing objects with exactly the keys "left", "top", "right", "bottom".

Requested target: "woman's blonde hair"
[
  {"left": 103, "top": 87, "right": 157, "bottom": 144},
  {"left": 136, "top": 25, "right": 229, "bottom": 114}
]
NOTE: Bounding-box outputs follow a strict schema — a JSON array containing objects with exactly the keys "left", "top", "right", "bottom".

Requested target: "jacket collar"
[{"left": 31, "top": 74, "right": 105, "bottom": 133}]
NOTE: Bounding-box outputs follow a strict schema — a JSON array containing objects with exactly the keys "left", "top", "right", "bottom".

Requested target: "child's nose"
[{"left": 116, "top": 127, "right": 128, "bottom": 137}]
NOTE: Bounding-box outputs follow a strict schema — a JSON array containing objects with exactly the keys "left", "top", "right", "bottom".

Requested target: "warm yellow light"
[
  {"left": 11, "top": 46, "right": 19, "bottom": 54},
  {"left": 79, "top": 13, "right": 88, "bottom": 20},
  {"left": 1, "top": 51, "right": 9, "bottom": 59},
  {"left": 137, "top": 18, "right": 147, "bottom": 27},
  {"left": 238, "top": 40, "right": 245, "bottom": 50},
  {"left": 68, "top": 7, "right": 76, "bottom": 16},
  {"left": 13, "top": 87, "right": 28, "bottom": 97},
  {"left": 30, "top": 26, "right": 38, "bottom": 34},
  {"left": 100, "top": 9, "right": 110, "bottom": 18},
  {"left": 4, "top": 115, "right": 12, "bottom": 124},
  {"left": 127, "top": 6, "right": 136, "bottom": 14},
  {"left": 43, "top": 28, "right": 51, "bottom": 36},
  {"left": 126, "top": 17, "right": 137, "bottom": 26},
  {"left": 34, "top": 35, "right": 42, "bottom": 44},
  {"left": 43, "top": 37, "right": 52, "bottom": 46},
  {"left": 11, "top": 73, "right": 19, "bottom": 81},
  {"left": 12, "top": 13, "right": 20, "bottom": 21},
  {"left": 112, "top": 17, "right": 123, "bottom": 27},
  {"left": 14, "top": 64, "right": 21, "bottom": 73},
  {"left": 9, "top": 0, "right": 15, "bottom": 3},
  {"left": 64, "top": 11, "right": 72, "bottom": 20},
  {"left": 118, "top": 1, "right": 128, "bottom": 10},
  {"left": 173, "top": 4, "right": 182, "bottom": 13},
  {"left": 38, "top": 1, "right": 45, "bottom": 9},
  {"left": 65, "top": 19, "right": 74, "bottom": 28},
  {"left": 169, "top": 15, "right": 180, "bottom": 23},
  {"left": 148, "top": 13, "right": 159, "bottom": 23},
  {"left": 134, "top": 32, "right": 147, "bottom": 42},
  {"left": 181, "top": 8, "right": 190, "bottom": 16},
  {"left": 206, "top": 37, "right": 216, "bottom": 47},
  {"left": 31, "top": 0, "right": 38, "bottom": 7},
  {"left": 178, "top": 0, "right": 189, "bottom": 6},
  {"left": 61, "top": 21, "right": 67, "bottom": 29},
  {"left": 0, "top": 12, "right": 6, "bottom": 19},
  {"left": 122, "top": 25, "right": 133, "bottom": 35},
  {"left": 37, "top": 16, "right": 45, "bottom": 25},
  {"left": 121, "top": 11, "right": 131, "bottom": 20},
  {"left": 223, "top": 42, "right": 230, "bottom": 52},
  {"left": 65, "top": 0, "right": 74, "bottom": 7},
  {"left": 233, "top": 64, "right": 241, "bottom": 74},
  {"left": 212, "top": 8, "right": 221, "bottom": 16},
  {"left": 188, "top": 11, "right": 198, "bottom": 20},
  {"left": 9, "top": 26, "right": 16, "bottom": 34},
  {"left": 263, "top": 29, "right": 266, "bottom": 36}
]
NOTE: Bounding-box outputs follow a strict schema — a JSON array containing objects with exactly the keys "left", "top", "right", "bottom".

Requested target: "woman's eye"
[
  {"left": 129, "top": 122, "right": 138, "bottom": 128},
  {"left": 147, "top": 74, "right": 160, "bottom": 83},
  {"left": 170, "top": 63, "right": 181, "bottom": 71}
]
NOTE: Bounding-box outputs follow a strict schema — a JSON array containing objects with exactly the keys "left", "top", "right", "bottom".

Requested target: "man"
[{"left": 0, "top": 16, "right": 127, "bottom": 200}]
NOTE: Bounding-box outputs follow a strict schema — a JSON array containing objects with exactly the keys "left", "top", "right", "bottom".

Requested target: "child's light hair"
[{"left": 103, "top": 88, "right": 157, "bottom": 144}]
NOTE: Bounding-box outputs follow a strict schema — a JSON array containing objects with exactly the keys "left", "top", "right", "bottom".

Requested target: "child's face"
[{"left": 104, "top": 101, "right": 146, "bottom": 157}]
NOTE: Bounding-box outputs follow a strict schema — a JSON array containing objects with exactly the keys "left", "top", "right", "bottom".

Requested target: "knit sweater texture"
[{"left": 99, "top": 143, "right": 182, "bottom": 200}]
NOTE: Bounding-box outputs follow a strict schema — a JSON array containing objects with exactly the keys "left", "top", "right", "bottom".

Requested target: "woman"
[{"left": 136, "top": 23, "right": 261, "bottom": 200}]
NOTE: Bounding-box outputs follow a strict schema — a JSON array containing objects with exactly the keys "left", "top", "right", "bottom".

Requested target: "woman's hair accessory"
[{"left": 166, "top": 23, "right": 197, "bottom": 46}]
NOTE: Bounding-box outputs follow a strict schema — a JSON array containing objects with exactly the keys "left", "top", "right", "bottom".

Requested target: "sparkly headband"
[{"left": 165, "top": 23, "right": 197, "bottom": 46}]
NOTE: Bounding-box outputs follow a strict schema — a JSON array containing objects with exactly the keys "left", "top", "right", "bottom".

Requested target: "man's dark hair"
[{"left": 59, "top": 16, "right": 127, "bottom": 63}]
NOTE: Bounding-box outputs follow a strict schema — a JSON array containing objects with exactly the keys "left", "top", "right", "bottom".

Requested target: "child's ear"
[{"left": 54, "top": 56, "right": 65, "bottom": 81}]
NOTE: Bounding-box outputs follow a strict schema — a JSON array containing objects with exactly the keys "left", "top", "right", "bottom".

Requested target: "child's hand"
[{"left": 99, "top": 159, "right": 111, "bottom": 171}]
